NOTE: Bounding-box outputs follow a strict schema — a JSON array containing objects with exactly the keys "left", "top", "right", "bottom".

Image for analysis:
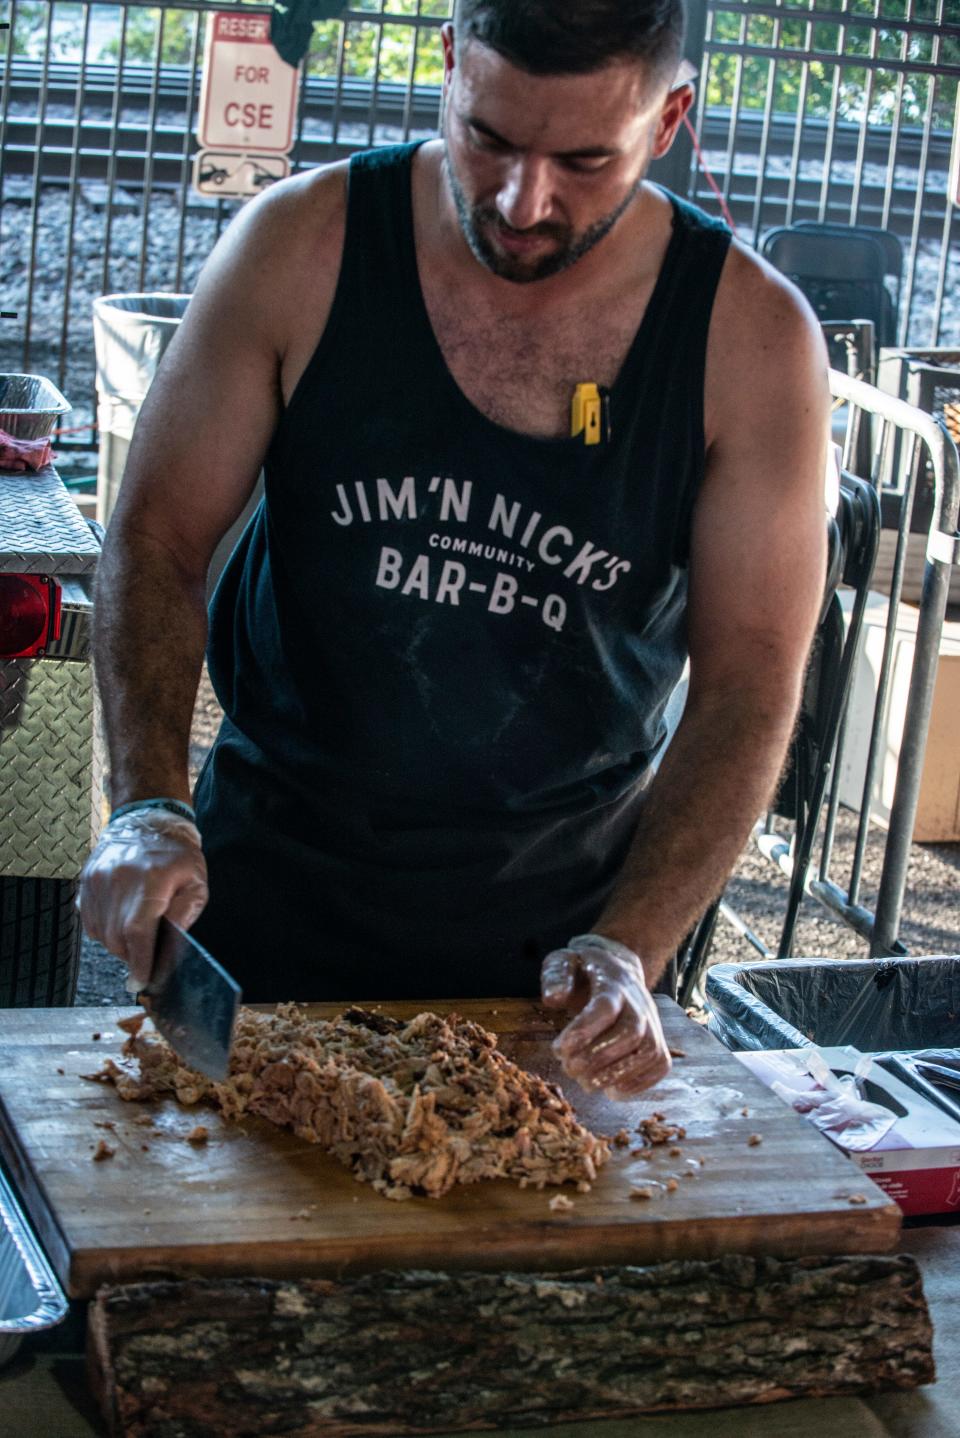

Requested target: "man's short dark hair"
[{"left": 453, "top": 0, "right": 685, "bottom": 80}]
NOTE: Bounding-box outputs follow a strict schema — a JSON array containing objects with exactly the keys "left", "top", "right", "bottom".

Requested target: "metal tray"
[
  {"left": 0, "top": 1166, "right": 67, "bottom": 1365},
  {"left": 0, "top": 374, "right": 71, "bottom": 440}
]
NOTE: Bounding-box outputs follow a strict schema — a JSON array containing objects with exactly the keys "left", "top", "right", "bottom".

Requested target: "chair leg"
[{"left": 677, "top": 900, "right": 722, "bottom": 1009}]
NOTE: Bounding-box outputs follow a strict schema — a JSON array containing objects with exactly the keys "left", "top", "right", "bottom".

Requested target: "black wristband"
[{"left": 109, "top": 797, "right": 197, "bottom": 826}]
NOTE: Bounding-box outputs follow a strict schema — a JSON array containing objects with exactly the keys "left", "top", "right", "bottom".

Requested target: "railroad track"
[{"left": 0, "top": 59, "right": 954, "bottom": 238}]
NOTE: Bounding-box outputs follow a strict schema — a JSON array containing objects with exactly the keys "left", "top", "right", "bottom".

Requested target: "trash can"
[
  {"left": 92, "top": 293, "right": 262, "bottom": 595},
  {"left": 705, "top": 955, "right": 960, "bottom": 1125},
  {"left": 93, "top": 293, "right": 190, "bottom": 529}
]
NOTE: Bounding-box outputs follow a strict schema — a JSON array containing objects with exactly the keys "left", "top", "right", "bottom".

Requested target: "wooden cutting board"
[{"left": 0, "top": 998, "right": 900, "bottom": 1297}]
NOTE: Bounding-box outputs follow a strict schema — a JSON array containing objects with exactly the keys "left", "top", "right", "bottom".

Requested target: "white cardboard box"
[
  {"left": 735, "top": 1046, "right": 960, "bottom": 1216},
  {"left": 838, "top": 590, "right": 960, "bottom": 841}
]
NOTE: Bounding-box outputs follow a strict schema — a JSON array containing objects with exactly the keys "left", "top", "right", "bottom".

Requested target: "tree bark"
[{"left": 88, "top": 1253, "right": 934, "bottom": 1437}]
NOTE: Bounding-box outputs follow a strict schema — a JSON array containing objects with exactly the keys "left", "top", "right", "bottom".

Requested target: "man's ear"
[
  {"left": 651, "top": 82, "right": 695, "bottom": 160},
  {"left": 441, "top": 21, "right": 456, "bottom": 95}
]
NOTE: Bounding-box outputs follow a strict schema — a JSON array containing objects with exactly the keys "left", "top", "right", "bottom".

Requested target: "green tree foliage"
[
  {"left": 705, "top": 1, "right": 958, "bottom": 129},
  {"left": 3, "top": 0, "right": 955, "bottom": 131},
  {"left": 102, "top": 7, "right": 201, "bottom": 66}
]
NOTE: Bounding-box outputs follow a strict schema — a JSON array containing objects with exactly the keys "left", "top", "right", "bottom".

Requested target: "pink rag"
[{"left": 0, "top": 428, "right": 53, "bottom": 472}]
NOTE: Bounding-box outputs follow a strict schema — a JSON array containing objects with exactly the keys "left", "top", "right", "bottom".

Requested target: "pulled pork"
[{"left": 100, "top": 1004, "right": 610, "bottom": 1201}]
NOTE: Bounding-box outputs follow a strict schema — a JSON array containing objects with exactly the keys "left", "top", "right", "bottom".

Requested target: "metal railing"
[
  {"left": 824, "top": 371, "right": 959, "bottom": 955},
  {"left": 677, "top": 368, "right": 960, "bottom": 1002},
  {"left": 693, "top": 0, "right": 960, "bottom": 348},
  {"left": 1, "top": 0, "right": 958, "bottom": 443}
]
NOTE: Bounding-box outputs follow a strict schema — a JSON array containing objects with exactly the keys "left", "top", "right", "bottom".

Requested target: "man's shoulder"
[
  {"left": 236, "top": 159, "right": 351, "bottom": 268},
  {"left": 716, "top": 239, "right": 823, "bottom": 352}
]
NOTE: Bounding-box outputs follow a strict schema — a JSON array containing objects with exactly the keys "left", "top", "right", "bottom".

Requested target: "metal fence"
[
  {"left": 0, "top": 1, "right": 959, "bottom": 967},
  {"left": 1, "top": 0, "right": 958, "bottom": 440},
  {"left": 691, "top": 0, "right": 960, "bottom": 350}
]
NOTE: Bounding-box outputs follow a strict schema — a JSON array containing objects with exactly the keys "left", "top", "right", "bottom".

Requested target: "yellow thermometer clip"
[{"left": 571, "top": 382, "right": 602, "bottom": 445}]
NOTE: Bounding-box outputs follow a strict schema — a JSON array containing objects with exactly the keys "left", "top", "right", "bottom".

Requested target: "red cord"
[{"left": 683, "top": 114, "right": 738, "bottom": 232}]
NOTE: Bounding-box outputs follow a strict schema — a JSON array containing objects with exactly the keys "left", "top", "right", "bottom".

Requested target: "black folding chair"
[
  {"left": 760, "top": 226, "right": 895, "bottom": 349},
  {"left": 676, "top": 468, "right": 882, "bottom": 1008},
  {"left": 794, "top": 221, "right": 903, "bottom": 340}
]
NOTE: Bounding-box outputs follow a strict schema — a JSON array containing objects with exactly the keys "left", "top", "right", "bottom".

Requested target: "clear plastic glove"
[
  {"left": 540, "top": 933, "right": 672, "bottom": 1101},
  {"left": 79, "top": 809, "right": 208, "bottom": 990}
]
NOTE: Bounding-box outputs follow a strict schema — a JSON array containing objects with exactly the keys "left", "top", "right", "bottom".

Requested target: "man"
[{"left": 80, "top": 0, "right": 828, "bottom": 1101}]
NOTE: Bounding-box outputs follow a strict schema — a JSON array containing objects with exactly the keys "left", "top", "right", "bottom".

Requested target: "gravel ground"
[{"left": 77, "top": 666, "right": 960, "bottom": 1008}]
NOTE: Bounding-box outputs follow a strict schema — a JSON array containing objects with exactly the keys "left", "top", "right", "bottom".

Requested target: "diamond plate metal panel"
[
  {"left": 0, "top": 661, "right": 29, "bottom": 731},
  {"left": 0, "top": 658, "right": 98, "bottom": 879},
  {"left": 0, "top": 465, "right": 101, "bottom": 574}
]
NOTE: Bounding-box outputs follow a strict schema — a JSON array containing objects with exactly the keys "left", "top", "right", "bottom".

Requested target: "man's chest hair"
[{"left": 423, "top": 284, "right": 652, "bottom": 440}]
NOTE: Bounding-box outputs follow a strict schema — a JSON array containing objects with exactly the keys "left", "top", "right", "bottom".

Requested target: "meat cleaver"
[{"left": 139, "top": 917, "right": 241, "bottom": 1081}]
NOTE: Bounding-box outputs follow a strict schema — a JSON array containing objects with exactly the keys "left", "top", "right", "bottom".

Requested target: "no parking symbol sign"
[{"left": 195, "top": 11, "right": 298, "bottom": 196}]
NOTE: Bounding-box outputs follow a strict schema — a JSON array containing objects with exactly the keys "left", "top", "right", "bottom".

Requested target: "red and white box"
[{"left": 735, "top": 1045, "right": 960, "bottom": 1217}]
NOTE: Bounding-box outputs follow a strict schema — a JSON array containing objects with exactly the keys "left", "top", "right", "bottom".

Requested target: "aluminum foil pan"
[
  {"left": 0, "top": 1166, "right": 67, "bottom": 1365},
  {"left": 0, "top": 373, "right": 71, "bottom": 440}
]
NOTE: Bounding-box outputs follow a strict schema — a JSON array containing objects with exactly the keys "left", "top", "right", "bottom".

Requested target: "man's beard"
[{"left": 444, "top": 152, "right": 643, "bottom": 284}]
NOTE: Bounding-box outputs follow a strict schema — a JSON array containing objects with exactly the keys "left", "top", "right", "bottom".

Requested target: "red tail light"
[{"left": 0, "top": 574, "right": 62, "bottom": 659}]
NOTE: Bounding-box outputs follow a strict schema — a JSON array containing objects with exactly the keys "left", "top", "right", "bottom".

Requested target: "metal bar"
[
  {"left": 174, "top": 10, "right": 203, "bottom": 293},
  {"left": 57, "top": 3, "right": 93, "bottom": 402},
  {"left": 705, "top": 1, "right": 957, "bottom": 40},
  {"left": 721, "top": 8, "right": 747, "bottom": 209},
  {"left": 717, "top": 900, "right": 771, "bottom": 958},
  {"left": 849, "top": 0, "right": 880, "bottom": 226},
  {"left": 807, "top": 877, "right": 889, "bottom": 948},
  {"left": 290, "top": 32, "right": 309, "bottom": 175},
  {"left": 400, "top": 0, "right": 421, "bottom": 144},
  {"left": 818, "top": 7, "right": 848, "bottom": 223},
  {"left": 784, "top": 2, "right": 815, "bottom": 227},
  {"left": 0, "top": 1, "right": 17, "bottom": 371},
  {"left": 881, "top": 0, "right": 911, "bottom": 234},
  {"left": 367, "top": 17, "right": 384, "bottom": 148},
  {"left": 21, "top": 0, "right": 54, "bottom": 372},
  {"left": 829, "top": 371, "right": 960, "bottom": 957},
  {"left": 873, "top": 439, "right": 960, "bottom": 953},
  {"left": 847, "top": 427, "right": 912, "bottom": 906},
  {"left": 136, "top": 5, "right": 166, "bottom": 292},
  {"left": 931, "top": 172, "right": 957, "bottom": 348},
  {"left": 0, "top": 0, "right": 15, "bottom": 207},
  {"left": 750, "top": 10, "right": 782, "bottom": 246},
  {"left": 703, "top": 44, "right": 959, "bottom": 78},
  {"left": 897, "top": 19, "right": 941, "bottom": 360},
  {"left": 329, "top": 15, "right": 348, "bottom": 147},
  {"left": 820, "top": 689, "right": 849, "bottom": 882},
  {"left": 100, "top": 4, "right": 131, "bottom": 300}
]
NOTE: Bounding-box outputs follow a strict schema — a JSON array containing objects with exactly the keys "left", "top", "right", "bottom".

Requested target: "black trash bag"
[
  {"left": 271, "top": 0, "right": 343, "bottom": 68},
  {"left": 705, "top": 955, "right": 960, "bottom": 1053}
]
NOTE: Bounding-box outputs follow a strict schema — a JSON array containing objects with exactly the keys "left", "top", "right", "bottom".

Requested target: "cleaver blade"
[{"left": 139, "top": 917, "right": 241, "bottom": 1082}]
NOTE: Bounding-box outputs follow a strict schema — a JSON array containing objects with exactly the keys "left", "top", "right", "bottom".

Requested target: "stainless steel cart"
[{"left": 0, "top": 374, "right": 102, "bottom": 1005}]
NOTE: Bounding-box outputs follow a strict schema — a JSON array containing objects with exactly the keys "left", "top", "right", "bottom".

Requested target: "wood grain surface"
[{"left": 0, "top": 998, "right": 901, "bottom": 1297}]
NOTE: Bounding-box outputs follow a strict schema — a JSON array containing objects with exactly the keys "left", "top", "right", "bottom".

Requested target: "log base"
[{"left": 88, "top": 1253, "right": 935, "bottom": 1437}]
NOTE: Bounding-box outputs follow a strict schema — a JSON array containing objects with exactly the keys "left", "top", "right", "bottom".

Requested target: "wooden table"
[{"left": 0, "top": 997, "right": 901, "bottom": 1298}]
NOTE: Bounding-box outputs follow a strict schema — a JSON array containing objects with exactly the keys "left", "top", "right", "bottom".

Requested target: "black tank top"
[{"left": 193, "top": 142, "right": 731, "bottom": 1002}]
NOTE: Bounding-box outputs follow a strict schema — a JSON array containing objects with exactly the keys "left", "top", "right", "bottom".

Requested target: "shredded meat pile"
[{"left": 97, "top": 1004, "right": 610, "bottom": 1201}]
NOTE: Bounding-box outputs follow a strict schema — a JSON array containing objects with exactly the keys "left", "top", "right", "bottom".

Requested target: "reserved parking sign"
[{"left": 198, "top": 11, "right": 299, "bottom": 153}]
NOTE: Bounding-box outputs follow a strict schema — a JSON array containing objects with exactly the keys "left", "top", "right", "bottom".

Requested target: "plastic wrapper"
[
  {"left": 770, "top": 1051, "right": 898, "bottom": 1151},
  {"left": 0, "top": 427, "right": 53, "bottom": 472},
  {"left": 705, "top": 955, "right": 960, "bottom": 1120}
]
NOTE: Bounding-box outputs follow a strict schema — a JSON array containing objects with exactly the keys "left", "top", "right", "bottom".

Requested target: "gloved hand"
[
  {"left": 540, "top": 933, "right": 672, "bottom": 1101},
  {"left": 79, "top": 809, "right": 208, "bottom": 990}
]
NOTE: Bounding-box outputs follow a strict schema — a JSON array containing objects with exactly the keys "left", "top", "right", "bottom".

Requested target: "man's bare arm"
[
  {"left": 593, "top": 250, "right": 830, "bottom": 982},
  {"left": 545, "top": 250, "right": 829, "bottom": 1097},
  {"left": 84, "top": 167, "right": 346, "bottom": 975},
  {"left": 94, "top": 168, "right": 344, "bottom": 805}
]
